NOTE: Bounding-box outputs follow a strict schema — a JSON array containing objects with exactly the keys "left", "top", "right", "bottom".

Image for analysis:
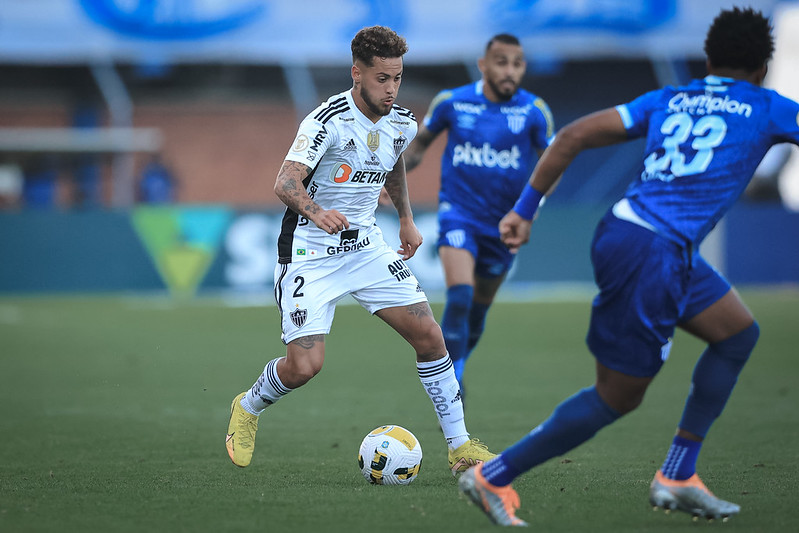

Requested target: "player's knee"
[
  {"left": 604, "top": 391, "right": 645, "bottom": 415},
  {"left": 596, "top": 381, "right": 648, "bottom": 415},
  {"left": 281, "top": 356, "right": 323, "bottom": 387},
  {"left": 284, "top": 364, "right": 320, "bottom": 387},
  {"left": 713, "top": 320, "right": 759, "bottom": 362},
  {"left": 413, "top": 320, "right": 447, "bottom": 361},
  {"left": 620, "top": 391, "right": 646, "bottom": 414},
  {"left": 608, "top": 394, "right": 645, "bottom": 416}
]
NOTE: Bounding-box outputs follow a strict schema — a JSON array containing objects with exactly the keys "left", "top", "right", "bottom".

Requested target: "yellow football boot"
[
  {"left": 225, "top": 392, "right": 259, "bottom": 467},
  {"left": 448, "top": 438, "right": 496, "bottom": 476}
]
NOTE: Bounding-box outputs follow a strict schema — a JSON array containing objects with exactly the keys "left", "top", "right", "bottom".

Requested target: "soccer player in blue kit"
[
  {"left": 404, "top": 33, "right": 555, "bottom": 394},
  {"left": 457, "top": 7, "right": 799, "bottom": 526}
]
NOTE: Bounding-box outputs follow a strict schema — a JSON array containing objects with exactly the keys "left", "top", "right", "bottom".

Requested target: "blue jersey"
[
  {"left": 617, "top": 75, "right": 799, "bottom": 246},
  {"left": 424, "top": 81, "right": 555, "bottom": 235}
]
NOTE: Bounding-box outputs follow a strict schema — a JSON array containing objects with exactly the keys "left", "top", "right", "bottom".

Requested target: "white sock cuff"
[
  {"left": 264, "top": 357, "right": 292, "bottom": 396},
  {"left": 416, "top": 355, "right": 454, "bottom": 383},
  {"left": 246, "top": 357, "right": 292, "bottom": 413}
]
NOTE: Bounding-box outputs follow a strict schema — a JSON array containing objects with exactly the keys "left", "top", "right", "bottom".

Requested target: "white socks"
[
  {"left": 241, "top": 355, "right": 469, "bottom": 451},
  {"left": 417, "top": 355, "right": 469, "bottom": 449},
  {"left": 242, "top": 357, "right": 292, "bottom": 415}
]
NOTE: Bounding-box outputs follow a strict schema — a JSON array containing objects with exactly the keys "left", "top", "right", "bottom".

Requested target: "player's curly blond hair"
[{"left": 351, "top": 26, "right": 408, "bottom": 66}]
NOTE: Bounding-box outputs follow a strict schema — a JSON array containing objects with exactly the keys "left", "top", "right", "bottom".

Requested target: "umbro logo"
[{"left": 343, "top": 139, "right": 357, "bottom": 151}]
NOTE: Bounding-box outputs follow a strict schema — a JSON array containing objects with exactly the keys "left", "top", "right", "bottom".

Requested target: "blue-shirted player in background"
[
  {"left": 404, "top": 33, "right": 555, "bottom": 395},
  {"left": 457, "top": 7, "right": 799, "bottom": 526}
]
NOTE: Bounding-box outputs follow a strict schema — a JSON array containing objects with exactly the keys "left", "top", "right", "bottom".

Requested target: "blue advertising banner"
[
  {"left": 0, "top": 0, "right": 785, "bottom": 64},
  {"left": 0, "top": 205, "right": 796, "bottom": 295}
]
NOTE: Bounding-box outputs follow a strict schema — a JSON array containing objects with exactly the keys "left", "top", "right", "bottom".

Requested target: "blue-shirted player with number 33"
[{"left": 457, "top": 7, "right": 799, "bottom": 527}]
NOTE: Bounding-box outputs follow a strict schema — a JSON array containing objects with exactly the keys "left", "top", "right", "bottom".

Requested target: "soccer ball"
[{"left": 357, "top": 425, "right": 423, "bottom": 485}]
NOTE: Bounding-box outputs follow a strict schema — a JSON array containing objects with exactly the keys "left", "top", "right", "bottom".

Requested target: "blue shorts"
[
  {"left": 437, "top": 217, "right": 515, "bottom": 279},
  {"left": 586, "top": 210, "right": 731, "bottom": 377}
]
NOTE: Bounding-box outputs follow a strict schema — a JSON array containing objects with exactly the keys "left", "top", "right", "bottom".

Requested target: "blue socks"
[
  {"left": 441, "top": 284, "right": 473, "bottom": 382},
  {"left": 657, "top": 322, "right": 759, "bottom": 481},
  {"left": 481, "top": 454, "right": 521, "bottom": 487},
  {"left": 661, "top": 435, "right": 702, "bottom": 480},
  {"left": 484, "top": 386, "right": 620, "bottom": 486},
  {"left": 467, "top": 301, "right": 490, "bottom": 353},
  {"left": 456, "top": 301, "right": 490, "bottom": 385},
  {"left": 679, "top": 322, "right": 759, "bottom": 438},
  {"left": 442, "top": 285, "right": 492, "bottom": 386}
]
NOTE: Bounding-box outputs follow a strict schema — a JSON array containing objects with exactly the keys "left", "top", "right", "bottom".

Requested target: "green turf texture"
[{"left": 1, "top": 289, "right": 797, "bottom": 532}]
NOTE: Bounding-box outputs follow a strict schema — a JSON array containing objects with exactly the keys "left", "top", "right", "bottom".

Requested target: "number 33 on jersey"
[{"left": 615, "top": 74, "right": 799, "bottom": 244}]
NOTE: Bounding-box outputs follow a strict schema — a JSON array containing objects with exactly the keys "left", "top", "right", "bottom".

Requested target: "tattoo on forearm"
[
  {"left": 292, "top": 334, "right": 324, "bottom": 350},
  {"left": 384, "top": 166, "right": 411, "bottom": 217},
  {"left": 277, "top": 161, "right": 320, "bottom": 216}
]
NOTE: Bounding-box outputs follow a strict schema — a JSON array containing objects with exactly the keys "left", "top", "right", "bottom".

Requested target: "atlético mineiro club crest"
[
  {"left": 393, "top": 132, "right": 406, "bottom": 157},
  {"left": 290, "top": 307, "right": 307, "bottom": 328}
]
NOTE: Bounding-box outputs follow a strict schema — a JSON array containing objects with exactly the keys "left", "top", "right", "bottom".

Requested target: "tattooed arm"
[
  {"left": 385, "top": 156, "right": 423, "bottom": 260},
  {"left": 274, "top": 160, "right": 349, "bottom": 234},
  {"left": 384, "top": 156, "right": 413, "bottom": 219}
]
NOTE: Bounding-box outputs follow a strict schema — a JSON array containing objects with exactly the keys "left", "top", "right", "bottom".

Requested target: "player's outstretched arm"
[
  {"left": 274, "top": 160, "right": 349, "bottom": 234},
  {"left": 385, "top": 156, "right": 422, "bottom": 259},
  {"left": 501, "top": 108, "right": 628, "bottom": 250}
]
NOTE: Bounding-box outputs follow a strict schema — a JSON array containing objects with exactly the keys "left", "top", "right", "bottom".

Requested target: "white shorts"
[{"left": 274, "top": 236, "right": 428, "bottom": 344}]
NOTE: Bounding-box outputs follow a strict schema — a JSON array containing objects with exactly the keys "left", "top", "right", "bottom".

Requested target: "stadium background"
[{"left": 1, "top": 0, "right": 798, "bottom": 296}]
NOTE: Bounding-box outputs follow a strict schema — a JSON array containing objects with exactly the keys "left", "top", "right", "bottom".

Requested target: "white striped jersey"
[{"left": 278, "top": 89, "right": 417, "bottom": 263}]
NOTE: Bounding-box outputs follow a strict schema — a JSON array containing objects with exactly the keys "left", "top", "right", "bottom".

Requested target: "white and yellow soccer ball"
[{"left": 357, "top": 425, "right": 423, "bottom": 485}]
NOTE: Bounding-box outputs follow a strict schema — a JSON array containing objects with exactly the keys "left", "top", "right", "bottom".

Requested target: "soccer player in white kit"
[{"left": 226, "top": 25, "right": 495, "bottom": 476}]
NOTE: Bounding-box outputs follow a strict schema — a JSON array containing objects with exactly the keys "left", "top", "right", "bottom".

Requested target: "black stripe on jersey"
[
  {"left": 314, "top": 96, "right": 346, "bottom": 120},
  {"left": 277, "top": 167, "right": 317, "bottom": 263},
  {"left": 392, "top": 105, "right": 416, "bottom": 121},
  {"left": 277, "top": 208, "right": 299, "bottom": 264},
  {"left": 315, "top": 97, "right": 349, "bottom": 123},
  {"left": 417, "top": 357, "right": 454, "bottom": 380},
  {"left": 322, "top": 106, "right": 350, "bottom": 124},
  {"left": 318, "top": 106, "right": 350, "bottom": 124},
  {"left": 274, "top": 263, "right": 289, "bottom": 323}
]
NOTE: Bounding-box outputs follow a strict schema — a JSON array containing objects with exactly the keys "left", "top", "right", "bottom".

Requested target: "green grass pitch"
[{"left": 1, "top": 289, "right": 797, "bottom": 532}]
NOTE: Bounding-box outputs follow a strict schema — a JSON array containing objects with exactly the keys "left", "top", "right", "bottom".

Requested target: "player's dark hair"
[
  {"left": 485, "top": 33, "right": 521, "bottom": 53},
  {"left": 704, "top": 7, "right": 774, "bottom": 72},
  {"left": 351, "top": 26, "right": 408, "bottom": 66}
]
